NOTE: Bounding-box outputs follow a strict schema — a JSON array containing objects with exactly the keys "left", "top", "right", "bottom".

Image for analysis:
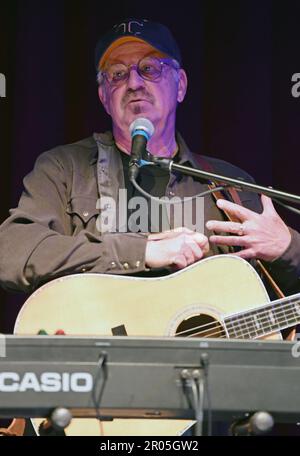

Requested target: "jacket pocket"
[{"left": 66, "top": 196, "right": 100, "bottom": 232}]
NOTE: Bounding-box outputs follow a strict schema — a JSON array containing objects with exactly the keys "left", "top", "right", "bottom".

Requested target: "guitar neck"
[{"left": 224, "top": 293, "right": 300, "bottom": 339}]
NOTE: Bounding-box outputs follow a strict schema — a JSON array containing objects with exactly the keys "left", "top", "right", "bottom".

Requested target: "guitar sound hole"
[{"left": 175, "top": 314, "right": 225, "bottom": 338}]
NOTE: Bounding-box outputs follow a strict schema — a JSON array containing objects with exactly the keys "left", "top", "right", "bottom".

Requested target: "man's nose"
[{"left": 126, "top": 67, "right": 145, "bottom": 90}]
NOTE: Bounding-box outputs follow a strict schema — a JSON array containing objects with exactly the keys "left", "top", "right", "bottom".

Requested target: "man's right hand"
[{"left": 145, "top": 227, "right": 209, "bottom": 270}]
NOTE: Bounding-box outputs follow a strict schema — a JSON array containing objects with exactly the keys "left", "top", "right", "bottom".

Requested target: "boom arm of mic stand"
[{"left": 151, "top": 157, "right": 300, "bottom": 206}]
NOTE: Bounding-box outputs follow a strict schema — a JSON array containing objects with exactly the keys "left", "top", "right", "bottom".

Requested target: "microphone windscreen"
[{"left": 129, "top": 118, "right": 155, "bottom": 139}]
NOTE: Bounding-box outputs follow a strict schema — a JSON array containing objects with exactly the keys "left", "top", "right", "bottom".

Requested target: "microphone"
[
  {"left": 230, "top": 411, "right": 274, "bottom": 436},
  {"left": 128, "top": 117, "right": 154, "bottom": 181}
]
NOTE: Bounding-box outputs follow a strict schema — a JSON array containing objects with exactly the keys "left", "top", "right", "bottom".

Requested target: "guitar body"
[{"left": 14, "top": 255, "right": 280, "bottom": 435}]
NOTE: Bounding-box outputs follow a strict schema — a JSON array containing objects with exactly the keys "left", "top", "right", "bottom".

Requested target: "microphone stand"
[{"left": 147, "top": 157, "right": 300, "bottom": 205}]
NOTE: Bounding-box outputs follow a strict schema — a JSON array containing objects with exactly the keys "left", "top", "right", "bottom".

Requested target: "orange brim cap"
[{"left": 99, "top": 37, "right": 149, "bottom": 70}]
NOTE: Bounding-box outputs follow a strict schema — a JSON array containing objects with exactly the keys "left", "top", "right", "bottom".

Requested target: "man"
[
  {"left": 0, "top": 18, "right": 300, "bottom": 435},
  {"left": 0, "top": 18, "right": 298, "bottom": 292}
]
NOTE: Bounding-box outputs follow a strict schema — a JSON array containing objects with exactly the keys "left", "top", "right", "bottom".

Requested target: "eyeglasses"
[{"left": 99, "top": 56, "right": 180, "bottom": 87}]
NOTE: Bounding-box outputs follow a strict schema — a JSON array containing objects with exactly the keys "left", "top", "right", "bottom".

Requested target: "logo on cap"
[{"left": 113, "top": 19, "right": 147, "bottom": 36}]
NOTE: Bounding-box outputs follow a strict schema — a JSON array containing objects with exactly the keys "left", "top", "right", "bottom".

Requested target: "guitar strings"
[
  {"left": 187, "top": 307, "right": 298, "bottom": 339},
  {"left": 176, "top": 295, "right": 300, "bottom": 337},
  {"left": 186, "top": 305, "right": 299, "bottom": 339},
  {"left": 184, "top": 307, "right": 298, "bottom": 339},
  {"left": 175, "top": 300, "right": 300, "bottom": 338},
  {"left": 175, "top": 300, "right": 298, "bottom": 337},
  {"left": 225, "top": 306, "right": 298, "bottom": 336},
  {"left": 185, "top": 310, "right": 295, "bottom": 339},
  {"left": 226, "top": 304, "right": 300, "bottom": 337}
]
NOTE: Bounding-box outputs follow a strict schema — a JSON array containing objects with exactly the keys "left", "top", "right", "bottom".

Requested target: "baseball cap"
[{"left": 95, "top": 18, "right": 182, "bottom": 71}]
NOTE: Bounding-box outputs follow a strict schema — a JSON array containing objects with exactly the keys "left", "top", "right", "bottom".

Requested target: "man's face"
[{"left": 98, "top": 41, "right": 187, "bottom": 136}]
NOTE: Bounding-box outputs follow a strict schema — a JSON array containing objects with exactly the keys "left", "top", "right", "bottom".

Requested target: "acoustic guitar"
[{"left": 14, "top": 255, "right": 299, "bottom": 435}]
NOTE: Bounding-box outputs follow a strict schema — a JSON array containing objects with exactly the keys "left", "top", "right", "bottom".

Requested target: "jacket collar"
[
  {"left": 90, "top": 131, "right": 115, "bottom": 165},
  {"left": 92, "top": 130, "right": 198, "bottom": 167}
]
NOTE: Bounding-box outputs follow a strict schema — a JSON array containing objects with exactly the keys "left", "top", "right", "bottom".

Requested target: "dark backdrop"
[{"left": 0, "top": 0, "right": 300, "bottom": 332}]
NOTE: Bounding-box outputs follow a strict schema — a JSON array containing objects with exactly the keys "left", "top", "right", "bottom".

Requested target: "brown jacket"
[{"left": 0, "top": 131, "right": 299, "bottom": 294}]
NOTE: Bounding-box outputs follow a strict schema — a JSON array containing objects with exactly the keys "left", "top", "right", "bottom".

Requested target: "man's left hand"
[{"left": 206, "top": 195, "right": 291, "bottom": 261}]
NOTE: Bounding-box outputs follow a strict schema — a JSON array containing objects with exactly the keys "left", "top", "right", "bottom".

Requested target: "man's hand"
[
  {"left": 145, "top": 227, "right": 209, "bottom": 269},
  {"left": 206, "top": 195, "right": 291, "bottom": 261}
]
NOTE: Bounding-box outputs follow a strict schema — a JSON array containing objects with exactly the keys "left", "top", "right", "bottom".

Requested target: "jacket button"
[
  {"left": 110, "top": 261, "right": 116, "bottom": 268},
  {"left": 81, "top": 267, "right": 87, "bottom": 272},
  {"left": 135, "top": 260, "right": 141, "bottom": 267},
  {"left": 83, "top": 211, "right": 89, "bottom": 217},
  {"left": 123, "top": 262, "right": 129, "bottom": 270}
]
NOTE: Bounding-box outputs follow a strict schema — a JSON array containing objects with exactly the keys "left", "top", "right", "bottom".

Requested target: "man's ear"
[
  {"left": 98, "top": 84, "right": 111, "bottom": 115},
  {"left": 177, "top": 69, "right": 188, "bottom": 103}
]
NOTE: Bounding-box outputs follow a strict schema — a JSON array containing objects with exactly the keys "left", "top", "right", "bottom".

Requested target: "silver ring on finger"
[{"left": 237, "top": 223, "right": 245, "bottom": 236}]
